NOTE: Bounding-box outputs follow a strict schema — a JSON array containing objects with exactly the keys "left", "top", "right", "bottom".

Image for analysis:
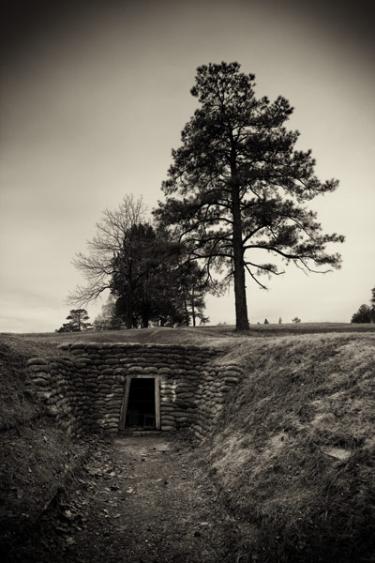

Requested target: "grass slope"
[
  {"left": 209, "top": 333, "right": 375, "bottom": 562},
  {"left": 3, "top": 321, "right": 375, "bottom": 348}
]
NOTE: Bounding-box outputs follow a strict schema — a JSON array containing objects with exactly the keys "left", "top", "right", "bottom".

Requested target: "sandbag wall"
[
  {"left": 26, "top": 355, "right": 83, "bottom": 436},
  {"left": 27, "top": 343, "right": 245, "bottom": 439},
  {"left": 193, "top": 363, "right": 245, "bottom": 440}
]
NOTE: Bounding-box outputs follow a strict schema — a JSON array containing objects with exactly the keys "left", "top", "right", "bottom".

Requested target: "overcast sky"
[{"left": 1, "top": 0, "right": 374, "bottom": 332}]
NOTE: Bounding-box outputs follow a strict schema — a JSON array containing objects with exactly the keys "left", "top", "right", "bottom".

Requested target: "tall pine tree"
[{"left": 155, "top": 62, "right": 344, "bottom": 330}]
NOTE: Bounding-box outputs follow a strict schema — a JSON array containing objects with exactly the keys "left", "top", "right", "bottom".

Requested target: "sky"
[{"left": 1, "top": 0, "right": 374, "bottom": 332}]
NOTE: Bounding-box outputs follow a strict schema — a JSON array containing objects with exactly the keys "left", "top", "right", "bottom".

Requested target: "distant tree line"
[
  {"left": 56, "top": 309, "right": 91, "bottom": 332},
  {"left": 351, "top": 288, "right": 375, "bottom": 323}
]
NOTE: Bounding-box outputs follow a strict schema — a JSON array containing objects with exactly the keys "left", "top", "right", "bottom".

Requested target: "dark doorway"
[{"left": 126, "top": 378, "right": 156, "bottom": 429}]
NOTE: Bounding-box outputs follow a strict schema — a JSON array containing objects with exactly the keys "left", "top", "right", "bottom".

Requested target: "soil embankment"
[
  {"left": 1, "top": 329, "right": 375, "bottom": 562},
  {"left": 207, "top": 333, "right": 375, "bottom": 562},
  {"left": 0, "top": 337, "right": 90, "bottom": 560}
]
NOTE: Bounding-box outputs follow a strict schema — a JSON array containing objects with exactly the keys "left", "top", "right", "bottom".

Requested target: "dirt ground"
[{"left": 9, "top": 433, "right": 241, "bottom": 563}]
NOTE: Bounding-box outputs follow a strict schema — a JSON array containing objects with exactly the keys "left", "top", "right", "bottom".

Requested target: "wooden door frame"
[{"left": 119, "top": 375, "right": 160, "bottom": 431}]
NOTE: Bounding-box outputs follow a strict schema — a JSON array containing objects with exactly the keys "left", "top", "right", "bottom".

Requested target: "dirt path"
[{"left": 23, "top": 434, "right": 240, "bottom": 563}]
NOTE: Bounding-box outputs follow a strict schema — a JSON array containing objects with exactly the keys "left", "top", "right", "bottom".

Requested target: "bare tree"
[{"left": 69, "top": 195, "right": 147, "bottom": 305}]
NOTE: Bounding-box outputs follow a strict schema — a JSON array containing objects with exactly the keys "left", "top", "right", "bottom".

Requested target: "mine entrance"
[{"left": 126, "top": 377, "right": 156, "bottom": 429}]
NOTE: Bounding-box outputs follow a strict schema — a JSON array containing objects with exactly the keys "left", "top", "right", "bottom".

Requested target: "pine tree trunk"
[
  {"left": 125, "top": 260, "right": 133, "bottom": 330},
  {"left": 183, "top": 296, "right": 189, "bottom": 326},
  {"left": 125, "top": 295, "right": 133, "bottom": 329},
  {"left": 231, "top": 170, "right": 250, "bottom": 330},
  {"left": 141, "top": 317, "right": 149, "bottom": 328},
  {"left": 191, "top": 286, "right": 196, "bottom": 327}
]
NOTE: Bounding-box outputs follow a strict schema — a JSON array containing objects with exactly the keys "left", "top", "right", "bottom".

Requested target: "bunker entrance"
[{"left": 126, "top": 377, "right": 156, "bottom": 429}]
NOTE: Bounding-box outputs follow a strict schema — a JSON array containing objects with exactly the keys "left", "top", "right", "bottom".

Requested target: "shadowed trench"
[
  {"left": 9, "top": 434, "right": 240, "bottom": 563},
  {"left": 3, "top": 332, "right": 375, "bottom": 562}
]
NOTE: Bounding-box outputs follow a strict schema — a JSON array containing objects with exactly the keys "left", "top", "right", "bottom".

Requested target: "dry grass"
[
  {"left": 209, "top": 333, "right": 375, "bottom": 562},
  {"left": 3, "top": 321, "right": 375, "bottom": 350},
  {"left": 3, "top": 327, "right": 234, "bottom": 348}
]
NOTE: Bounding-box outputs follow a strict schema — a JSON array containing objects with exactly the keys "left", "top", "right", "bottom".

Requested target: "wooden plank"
[
  {"left": 119, "top": 376, "right": 131, "bottom": 431},
  {"left": 155, "top": 376, "right": 161, "bottom": 430}
]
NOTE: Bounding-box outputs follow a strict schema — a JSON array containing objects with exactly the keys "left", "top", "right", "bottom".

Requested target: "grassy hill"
[
  {"left": 208, "top": 332, "right": 375, "bottom": 561},
  {"left": 2, "top": 321, "right": 375, "bottom": 347}
]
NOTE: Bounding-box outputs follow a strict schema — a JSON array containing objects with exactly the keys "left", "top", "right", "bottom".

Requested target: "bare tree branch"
[{"left": 69, "top": 195, "right": 147, "bottom": 304}]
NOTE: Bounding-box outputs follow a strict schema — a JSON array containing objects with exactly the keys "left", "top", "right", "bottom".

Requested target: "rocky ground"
[{"left": 4, "top": 433, "right": 242, "bottom": 563}]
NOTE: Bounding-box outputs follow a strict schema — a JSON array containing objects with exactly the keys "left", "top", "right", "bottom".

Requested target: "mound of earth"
[
  {"left": 0, "top": 337, "right": 89, "bottom": 560},
  {"left": 207, "top": 333, "right": 375, "bottom": 562}
]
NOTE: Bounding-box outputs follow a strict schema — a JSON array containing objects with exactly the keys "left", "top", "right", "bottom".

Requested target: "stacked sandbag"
[
  {"left": 26, "top": 356, "right": 79, "bottom": 436},
  {"left": 27, "top": 343, "right": 244, "bottom": 439},
  {"left": 160, "top": 377, "right": 177, "bottom": 431},
  {"left": 193, "top": 363, "right": 245, "bottom": 440}
]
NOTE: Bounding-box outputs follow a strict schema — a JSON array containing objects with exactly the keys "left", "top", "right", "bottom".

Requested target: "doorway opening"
[{"left": 126, "top": 377, "right": 156, "bottom": 429}]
